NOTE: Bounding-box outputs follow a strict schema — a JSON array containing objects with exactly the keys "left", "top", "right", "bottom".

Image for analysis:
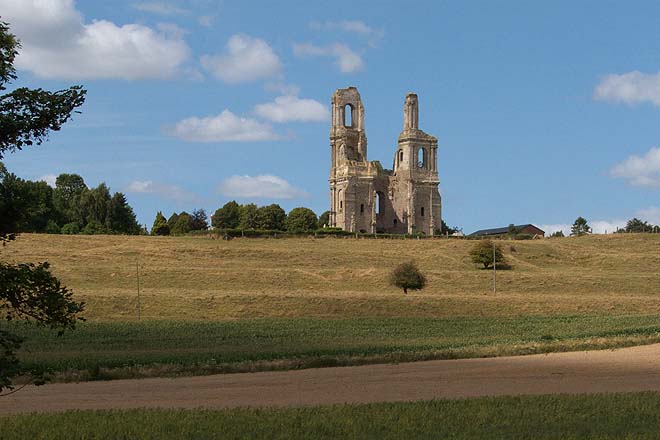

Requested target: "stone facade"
[{"left": 329, "top": 87, "right": 441, "bottom": 234}]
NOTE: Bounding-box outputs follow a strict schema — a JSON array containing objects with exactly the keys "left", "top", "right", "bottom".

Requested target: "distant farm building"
[{"left": 469, "top": 224, "right": 545, "bottom": 238}]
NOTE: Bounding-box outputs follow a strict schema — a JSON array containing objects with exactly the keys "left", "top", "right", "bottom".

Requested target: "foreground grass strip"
[
  {"left": 3, "top": 392, "right": 660, "bottom": 439},
  {"left": 7, "top": 314, "right": 660, "bottom": 381}
]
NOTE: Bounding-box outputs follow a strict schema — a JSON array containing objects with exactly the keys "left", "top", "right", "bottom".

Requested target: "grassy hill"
[
  {"left": 2, "top": 233, "right": 660, "bottom": 321},
  {"left": 3, "top": 233, "right": 660, "bottom": 381}
]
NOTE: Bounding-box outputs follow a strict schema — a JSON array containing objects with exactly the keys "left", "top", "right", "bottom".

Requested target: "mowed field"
[
  {"left": 3, "top": 233, "right": 660, "bottom": 320},
  {"left": 3, "top": 233, "right": 660, "bottom": 381}
]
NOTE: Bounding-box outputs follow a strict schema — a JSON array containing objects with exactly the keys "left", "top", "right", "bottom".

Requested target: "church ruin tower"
[{"left": 329, "top": 87, "right": 442, "bottom": 235}]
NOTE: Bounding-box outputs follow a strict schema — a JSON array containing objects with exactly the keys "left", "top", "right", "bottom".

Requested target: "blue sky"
[{"left": 2, "top": 0, "right": 660, "bottom": 234}]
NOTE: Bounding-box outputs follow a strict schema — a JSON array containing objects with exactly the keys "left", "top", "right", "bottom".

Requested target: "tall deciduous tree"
[
  {"left": 212, "top": 201, "right": 241, "bottom": 229},
  {"left": 256, "top": 204, "right": 286, "bottom": 230},
  {"left": 285, "top": 207, "right": 318, "bottom": 232},
  {"left": 239, "top": 203, "right": 259, "bottom": 229},
  {"left": 0, "top": 21, "right": 85, "bottom": 391},
  {"left": 189, "top": 208, "right": 208, "bottom": 231}
]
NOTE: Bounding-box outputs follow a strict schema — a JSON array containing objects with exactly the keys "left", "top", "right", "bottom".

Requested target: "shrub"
[
  {"left": 60, "top": 222, "right": 80, "bottom": 235},
  {"left": 389, "top": 261, "right": 426, "bottom": 294},
  {"left": 469, "top": 239, "right": 506, "bottom": 269},
  {"left": 44, "top": 220, "right": 60, "bottom": 234}
]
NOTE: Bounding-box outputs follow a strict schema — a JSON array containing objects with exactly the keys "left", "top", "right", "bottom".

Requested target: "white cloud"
[
  {"left": 126, "top": 180, "right": 200, "bottom": 203},
  {"left": 217, "top": 175, "right": 308, "bottom": 199},
  {"left": 132, "top": 2, "right": 188, "bottom": 15},
  {"left": 636, "top": 207, "right": 660, "bottom": 225},
  {"left": 1, "top": 0, "right": 191, "bottom": 80},
  {"left": 590, "top": 220, "right": 626, "bottom": 234},
  {"left": 610, "top": 147, "right": 660, "bottom": 187},
  {"left": 201, "top": 34, "right": 282, "bottom": 83},
  {"left": 293, "top": 43, "right": 364, "bottom": 73},
  {"left": 595, "top": 71, "right": 660, "bottom": 106},
  {"left": 309, "top": 20, "right": 384, "bottom": 45},
  {"left": 168, "top": 110, "right": 278, "bottom": 142},
  {"left": 264, "top": 82, "right": 301, "bottom": 96},
  {"left": 538, "top": 223, "right": 572, "bottom": 236},
  {"left": 39, "top": 174, "right": 57, "bottom": 187},
  {"left": 255, "top": 95, "right": 329, "bottom": 123}
]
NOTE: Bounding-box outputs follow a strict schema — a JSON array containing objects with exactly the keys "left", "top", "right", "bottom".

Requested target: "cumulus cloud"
[
  {"left": 590, "top": 220, "right": 626, "bottom": 234},
  {"left": 168, "top": 110, "right": 278, "bottom": 142},
  {"left": 217, "top": 175, "right": 308, "bottom": 199},
  {"left": 254, "top": 95, "right": 329, "bottom": 123},
  {"left": 0, "top": 0, "right": 191, "bottom": 80},
  {"left": 126, "top": 180, "right": 201, "bottom": 203},
  {"left": 293, "top": 43, "right": 364, "bottom": 73},
  {"left": 610, "top": 147, "right": 660, "bottom": 187},
  {"left": 595, "top": 71, "right": 660, "bottom": 106},
  {"left": 201, "top": 34, "right": 282, "bottom": 83},
  {"left": 132, "top": 2, "right": 188, "bottom": 15}
]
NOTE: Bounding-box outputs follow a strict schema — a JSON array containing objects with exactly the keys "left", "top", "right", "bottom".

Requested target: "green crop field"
[
  {"left": 4, "top": 392, "right": 660, "bottom": 439},
  {"left": 3, "top": 233, "right": 660, "bottom": 380}
]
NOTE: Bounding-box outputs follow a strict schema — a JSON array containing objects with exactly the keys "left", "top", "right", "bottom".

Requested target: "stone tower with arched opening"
[{"left": 329, "top": 87, "right": 441, "bottom": 235}]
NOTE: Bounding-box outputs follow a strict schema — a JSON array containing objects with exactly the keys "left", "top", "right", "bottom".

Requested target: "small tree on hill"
[
  {"left": 550, "top": 230, "right": 565, "bottom": 238},
  {"left": 390, "top": 261, "right": 426, "bottom": 294},
  {"left": 469, "top": 239, "right": 506, "bottom": 269},
  {"left": 570, "top": 217, "right": 591, "bottom": 236},
  {"left": 151, "top": 211, "right": 169, "bottom": 236},
  {"left": 285, "top": 207, "right": 318, "bottom": 232}
]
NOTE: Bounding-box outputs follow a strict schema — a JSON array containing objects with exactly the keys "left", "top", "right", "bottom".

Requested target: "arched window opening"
[
  {"left": 418, "top": 147, "right": 426, "bottom": 169},
  {"left": 375, "top": 191, "right": 384, "bottom": 215},
  {"left": 360, "top": 204, "right": 364, "bottom": 215},
  {"left": 421, "top": 207, "right": 425, "bottom": 217},
  {"left": 399, "top": 150, "right": 404, "bottom": 162},
  {"left": 338, "top": 189, "right": 343, "bottom": 211},
  {"left": 393, "top": 219, "right": 398, "bottom": 226},
  {"left": 344, "top": 104, "right": 353, "bottom": 127}
]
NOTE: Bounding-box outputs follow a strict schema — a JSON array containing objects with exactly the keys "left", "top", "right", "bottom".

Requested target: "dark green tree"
[
  {"left": 389, "top": 261, "right": 427, "bottom": 294},
  {"left": 170, "top": 211, "right": 191, "bottom": 235},
  {"left": 285, "top": 207, "right": 318, "bottom": 232},
  {"left": 570, "top": 217, "right": 591, "bottom": 236},
  {"left": 53, "top": 173, "right": 87, "bottom": 226},
  {"left": 624, "top": 218, "right": 654, "bottom": 233},
  {"left": 189, "top": 208, "right": 209, "bottom": 231},
  {"left": 82, "top": 183, "right": 111, "bottom": 227},
  {"left": 256, "top": 204, "right": 286, "bottom": 230},
  {"left": 550, "top": 230, "right": 565, "bottom": 238},
  {"left": 469, "top": 239, "right": 506, "bottom": 269},
  {"left": 167, "top": 212, "right": 180, "bottom": 230},
  {"left": 151, "top": 211, "right": 170, "bottom": 236},
  {"left": 318, "top": 210, "right": 331, "bottom": 228},
  {"left": 440, "top": 220, "right": 459, "bottom": 235},
  {"left": 239, "top": 203, "right": 259, "bottom": 229},
  {"left": 106, "top": 192, "right": 140, "bottom": 234},
  {"left": 212, "top": 201, "right": 241, "bottom": 229},
  {"left": 0, "top": 21, "right": 85, "bottom": 391}
]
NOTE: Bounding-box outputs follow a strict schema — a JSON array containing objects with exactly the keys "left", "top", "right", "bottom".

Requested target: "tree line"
[
  {"left": 150, "top": 201, "right": 325, "bottom": 235},
  {"left": 0, "top": 165, "right": 142, "bottom": 236}
]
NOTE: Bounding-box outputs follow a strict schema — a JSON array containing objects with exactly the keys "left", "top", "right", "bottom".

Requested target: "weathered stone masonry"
[{"left": 329, "top": 87, "right": 442, "bottom": 234}]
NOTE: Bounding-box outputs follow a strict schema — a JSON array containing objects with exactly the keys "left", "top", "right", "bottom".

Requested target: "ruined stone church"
[{"left": 329, "top": 87, "right": 441, "bottom": 235}]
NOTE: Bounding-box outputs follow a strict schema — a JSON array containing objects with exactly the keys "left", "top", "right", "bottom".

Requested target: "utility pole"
[
  {"left": 493, "top": 241, "right": 497, "bottom": 294},
  {"left": 136, "top": 260, "right": 141, "bottom": 321}
]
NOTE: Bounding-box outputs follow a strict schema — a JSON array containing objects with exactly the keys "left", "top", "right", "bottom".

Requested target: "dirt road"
[{"left": 4, "top": 343, "right": 660, "bottom": 415}]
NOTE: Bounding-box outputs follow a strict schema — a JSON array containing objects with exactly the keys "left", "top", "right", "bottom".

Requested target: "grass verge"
[{"left": 3, "top": 392, "right": 660, "bottom": 439}]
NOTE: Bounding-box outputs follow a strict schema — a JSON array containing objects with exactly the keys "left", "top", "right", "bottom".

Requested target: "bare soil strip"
[{"left": 4, "top": 343, "right": 660, "bottom": 415}]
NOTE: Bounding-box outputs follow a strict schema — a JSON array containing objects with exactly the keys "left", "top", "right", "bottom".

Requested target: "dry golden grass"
[{"left": 2, "top": 233, "right": 660, "bottom": 321}]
